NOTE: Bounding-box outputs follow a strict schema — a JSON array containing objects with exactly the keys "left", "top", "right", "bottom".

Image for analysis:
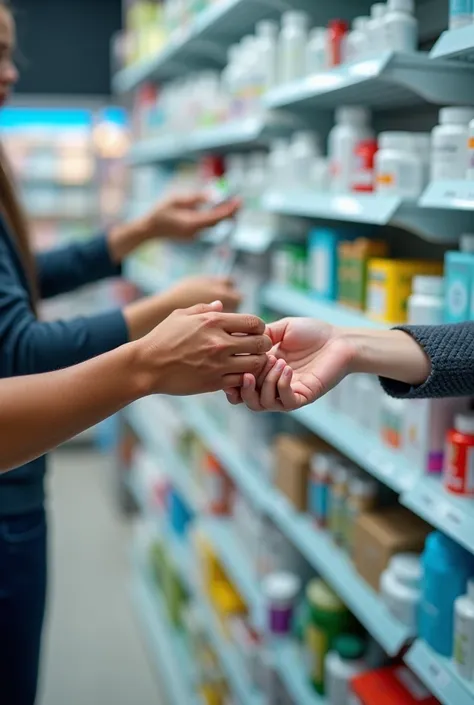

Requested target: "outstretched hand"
[{"left": 225, "top": 318, "right": 355, "bottom": 412}]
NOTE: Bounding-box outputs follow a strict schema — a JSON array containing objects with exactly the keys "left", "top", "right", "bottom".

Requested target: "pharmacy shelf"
[
  {"left": 431, "top": 25, "right": 474, "bottom": 61},
  {"left": 420, "top": 180, "right": 474, "bottom": 216},
  {"left": 294, "top": 403, "right": 415, "bottom": 494},
  {"left": 265, "top": 52, "right": 474, "bottom": 111},
  {"left": 405, "top": 639, "right": 474, "bottom": 705},
  {"left": 402, "top": 476, "right": 474, "bottom": 557},
  {"left": 263, "top": 190, "right": 469, "bottom": 243},
  {"left": 113, "top": 0, "right": 368, "bottom": 94},
  {"left": 261, "top": 283, "right": 384, "bottom": 329},
  {"left": 273, "top": 641, "right": 325, "bottom": 705},
  {"left": 129, "top": 116, "right": 295, "bottom": 166},
  {"left": 177, "top": 398, "right": 414, "bottom": 655},
  {"left": 199, "top": 516, "right": 262, "bottom": 623},
  {"left": 124, "top": 258, "right": 166, "bottom": 294},
  {"left": 131, "top": 569, "right": 200, "bottom": 705},
  {"left": 126, "top": 399, "right": 205, "bottom": 513}
]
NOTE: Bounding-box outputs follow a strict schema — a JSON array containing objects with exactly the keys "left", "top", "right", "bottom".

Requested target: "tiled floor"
[{"left": 39, "top": 447, "right": 164, "bottom": 705}]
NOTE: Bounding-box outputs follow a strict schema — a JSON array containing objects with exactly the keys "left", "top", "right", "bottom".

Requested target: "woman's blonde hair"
[{"left": 0, "top": 0, "right": 38, "bottom": 309}]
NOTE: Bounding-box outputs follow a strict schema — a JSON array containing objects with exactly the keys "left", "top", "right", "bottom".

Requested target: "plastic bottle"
[
  {"left": 305, "top": 579, "right": 351, "bottom": 694},
  {"left": 445, "top": 413, "right": 474, "bottom": 496},
  {"left": 325, "top": 635, "right": 367, "bottom": 705},
  {"left": 289, "top": 131, "right": 320, "bottom": 190},
  {"left": 268, "top": 139, "right": 289, "bottom": 192},
  {"left": 278, "top": 11, "right": 309, "bottom": 85},
  {"left": 419, "top": 531, "right": 474, "bottom": 657},
  {"left": 255, "top": 20, "right": 278, "bottom": 93},
  {"left": 345, "top": 17, "right": 370, "bottom": 64},
  {"left": 309, "top": 452, "right": 337, "bottom": 528},
  {"left": 431, "top": 107, "right": 474, "bottom": 181},
  {"left": 384, "top": 0, "right": 418, "bottom": 52},
  {"left": 466, "top": 116, "right": 474, "bottom": 179},
  {"left": 306, "top": 27, "right": 328, "bottom": 75},
  {"left": 413, "top": 132, "right": 432, "bottom": 189},
  {"left": 450, "top": 0, "right": 473, "bottom": 30},
  {"left": 375, "top": 131, "right": 424, "bottom": 198},
  {"left": 454, "top": 579, "right": 474, "bottom": 680},
  {"left": 328, "top": 463, "right": 351, "bottom": 545},
  {"left": 407, "top": 275, "right": 444, "bottom": 325},
  {"left": 353, "top": 138, "right": 379, "bottom": 192},
  {"left": 380, "top": 553, "right": 422, "bottom": 629},
  {"left": 329, "top": 106, "right": 373, "bottom": 193},
  {"left": 368, "top": 3, "right": 388, "bottom": 54},
  {"left": 345, "top": 477, "right": 378, "bottom": 555},
  {"left": 328, "top": 19, "right": 349, "bottom": 67},
  {"left": 444, "top": 232, "right": 474, "bottom": 323},
  {"left": 262, "top": 572, "right": 301, "bottom": 636}
]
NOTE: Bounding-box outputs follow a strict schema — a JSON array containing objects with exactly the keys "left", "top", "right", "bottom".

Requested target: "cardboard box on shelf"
[
  {"left": 353, "top": 507, "right": 430, "bottom": 591},
  {"left": 274, "top": 434, "right": 331, "bottom": 512}
]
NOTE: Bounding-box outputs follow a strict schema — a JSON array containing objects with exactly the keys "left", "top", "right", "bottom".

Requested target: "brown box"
[
  {"left": 353, "top": 506, "right": 430, "bottom": 591},
  {"left": 274, "top": 434, "right": 330, "bottom": 511}
]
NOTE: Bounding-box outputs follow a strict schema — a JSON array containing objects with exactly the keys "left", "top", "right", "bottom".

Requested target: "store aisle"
[{"left": 39, "top": 448, "right": 164, "bottom": 705}]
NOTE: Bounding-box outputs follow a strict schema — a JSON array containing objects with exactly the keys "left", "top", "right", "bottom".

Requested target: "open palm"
[{"left": 230, "top": 318, "right": 355, "bottom": 412}]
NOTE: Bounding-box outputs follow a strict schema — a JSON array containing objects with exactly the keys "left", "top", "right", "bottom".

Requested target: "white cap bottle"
[
  {"left": 256, "top": 20, "right": 278, "bottom": 92},
  {"left": 278, "top": 11, "right": 309, "bottom": 85},
  {"left": 385, "top": 0, "right": 418, "bottom": 52},
  {"left": 345, "top": 17, "right": 370, "bottom": 63},
  {"left": 329, "top": 106, "right": 373, "bottom": 193},
  {"left": 408, "top": 275, "right": 444, "bottom": 325},
  {"left": 289, "top": 131, "right": 320, "bottom": 190},
  {"left": 368, "top": 3, "right": 388, "bottom": 54},
  {"left": 454, "top": 579, "right": 474, "bottom": 680},
  {"left": 306, "top": 27, "right": 328, "bottom": 76},
  {"left": 431, "top": 106, "right": 474, "bottom": 181}
]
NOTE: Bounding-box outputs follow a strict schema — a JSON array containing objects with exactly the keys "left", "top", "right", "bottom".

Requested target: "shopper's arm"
[
  {"left": 228, "top": 318, "right": 474, "bottom": 412},
  {"left": 0, "top": 302, "right": 270, "bottom": 472}
]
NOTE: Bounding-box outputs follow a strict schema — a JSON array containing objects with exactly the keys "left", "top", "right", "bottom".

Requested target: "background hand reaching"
[{"left": 226, "top": 318, "right": 356, "bottom": 412}]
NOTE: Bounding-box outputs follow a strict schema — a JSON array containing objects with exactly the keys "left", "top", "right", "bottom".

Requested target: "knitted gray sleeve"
[{"left": 379, "top": 322, "right": 474, "bottom": 399}]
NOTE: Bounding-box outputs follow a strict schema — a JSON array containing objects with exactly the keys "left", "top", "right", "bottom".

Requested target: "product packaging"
[
  {"left": 375, "top": 132, "right": 425, "bottom": 198},
  {"left": 445, "top": 413, "right": 474, "bottom": 496},
  {"left": 354, "top": 506, "right": 430, "bottom": 591},
  {"left": 385, "top": 0, "right": 418, "bottom": 53},
  {"left": 338, "top": 238, "right": 388, "bottom": 310},
  {"left": 278, "top": 11, "right": 309, "bottom": 84},
  {"left": 328, "top": 19, "right": 349, "bottom": 67},
  {"left": 353, "top": 139, "right": 379, "bottom": 192},
  {"left": 381, "top": 396, "right": 406, "bottom": 449},
  {"left": 445, "top": 234, "right": 474, "bottom": 322},
  {"left": 402, "top": 397, "right": 470, "bottom": 475},
  {"left": 309, "top": 227, "right": 357, "bottom": 301},
  {"left": 431, "top": 107, "right": 474, "bottom": 181},
  {"left": 203, "top": 453, "right": 234, "bottom": 515},
  {"left": 305, "top": 579, "right": 351, "bottom": 694},
  {"left": 329, "top": 107, "right": 373, "bottom": 193},
  {"left": 329, "top": 463, "right": 352, "bottom": 546},
  {"left": 262, "top": 571, "right": 301, "bottom": 637},
  {"left": 308, "top": 452, "right": 338, "bottom": 528},
  {"left": 454, "top": 578, "right": 474, "bottom": 680},
  {"left": 351, "top": 665, "right": 440, "bottom": 705},
  {"left": 380, "top": 553, "right": 422, "bottom": 629},
  {"left": 345, "top": 476, "right": 378, "bottom": 555},
  {"left": 275, "top": 435, "right": 328, "bottom": 511},
  {"left": 449, "top": 0, "right": 473, "bottom": 30},
  {"left": 407, "top": 275, "right": 444, "bottom": 325},
  {"left": 420, "top": 531, "right": 474, "bottom": 657},
  {"left": 366, "top": 259, "right": 443, "bottom": 324},
  {"left": 325, "top": 635, "right": 367, "bottom": 705}
]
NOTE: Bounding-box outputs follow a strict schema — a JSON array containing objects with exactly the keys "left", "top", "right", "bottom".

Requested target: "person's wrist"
[{"left": 127, "top": 338, "right": 165, "bottom": 397}]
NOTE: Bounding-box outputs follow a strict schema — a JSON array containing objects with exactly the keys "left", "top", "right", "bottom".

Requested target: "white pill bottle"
[
  {"left": 328, "top": 106, "right": 373, "bottom": 193},
  {"left": 431, "top": 107, "right": 474, "bottom": 181},
  {"left": 385, "top": 0, "right": 418, "bottom": 52}
]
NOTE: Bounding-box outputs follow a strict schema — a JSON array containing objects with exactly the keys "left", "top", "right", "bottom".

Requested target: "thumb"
[
  {"left": 186, "top": 300, "right": 224, "bottom": 316},
  {"left": 265, "top": 318, "right": 291, "bottom": 345}
]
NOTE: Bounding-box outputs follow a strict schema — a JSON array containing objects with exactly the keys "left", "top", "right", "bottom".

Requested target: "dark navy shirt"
[{"left": 0, "top": 216, "right": 129, "bottom": 515}]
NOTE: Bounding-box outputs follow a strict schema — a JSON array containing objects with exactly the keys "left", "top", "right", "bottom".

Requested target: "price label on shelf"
[{"left": 425, "top": 655, "right": 450, "bottom": 690}]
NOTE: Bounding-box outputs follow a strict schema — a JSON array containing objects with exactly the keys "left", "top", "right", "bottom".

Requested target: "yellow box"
[{"left": 366, "top": 259, "right": 443, "bottom": 324}]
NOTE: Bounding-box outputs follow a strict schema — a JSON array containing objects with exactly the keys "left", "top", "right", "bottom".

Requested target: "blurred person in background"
[{"left": 0, "top": 2, "right": 261, "bottom": 702}]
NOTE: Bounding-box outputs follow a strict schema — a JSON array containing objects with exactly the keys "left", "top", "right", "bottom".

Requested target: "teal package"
[
  {"left": 308, "top": 227, "right": 357, "bottom": 301},
  {"left": 444, "top": 251, "right": 474, "bottom": 323}
]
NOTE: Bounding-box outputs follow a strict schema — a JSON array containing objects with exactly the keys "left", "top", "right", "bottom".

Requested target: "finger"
[
  {"left": 256, "top": 354, "right": 277, "bottom": 389},
  {"left": 265, "top": 318, "right": 292, "bottom": 346},
  {"left": 222, "top": 375, "right": 244, "bottom": 389},
  {"left": 240, "top": 374, "right": 264, "bottom": 412},
  {"left": 186, "top": 301, "right": 224, "bottom": 316},
  {"left": 189, "top": 200, "right": 241, "bottom": 229},
  {"left": 260, "top": 358, "right": 287, "bottom": 410},
  {"left": 277, "top": 366, "right": 300, "bottom": 411},
  {"left": 215, "top": 313, "right": 265, "bottom": 335},
  {"left": 228, "top": 354, "right": 267, "bottom": 375},
  {"left": 223, "top": 387, "right": 242, "bottom": 405},
  {"left": 171, "top": 192, "right": 208, "bottom": 209},
  {"left": 229, "top": 334, "right": 272, "bottom": 355}
]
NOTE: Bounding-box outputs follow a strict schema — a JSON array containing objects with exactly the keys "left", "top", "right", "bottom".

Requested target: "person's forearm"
[
  {"left": 0, "top": 343, "right": 150, "bottom": 472},
  {"left": 107, "top": 218, "right": 150, "bottom": 264},
  {"left": 343, "top": 328, "right": 432, "bottom": 385},
  {"left": 124, "top": 291, "right": 176, "bottom": 341}
]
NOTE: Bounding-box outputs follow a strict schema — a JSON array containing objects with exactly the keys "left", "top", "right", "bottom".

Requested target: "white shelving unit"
[
  {"left": 405, "top": 639, "right": 474, "bottom": 705},
  {"left": 431, "top": 25, "right": 474, "bottom": 61}
]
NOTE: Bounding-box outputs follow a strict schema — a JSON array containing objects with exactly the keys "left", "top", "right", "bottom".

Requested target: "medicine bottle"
[
  {"left": 289, "top": 131, "right": 320, "bottom": 190},
  {"left": 466, "top": 116, "right": 474, "bottom": 179},
  {"left": 345, "top": 17, "right": 370, "bottom": 64},
  {"left": 445, "top": 413, "right": 474, "bottom": 497},
  {"left": 255, "top": 20, "right": 278, "bottom": 93},
  {"left": 375, "top": 131, "right": 424, "bottom": 198},
  {"left": 328, "top": 19, "right": 348, "bottom": 67},
  {"left": 385, "top": 0, "right": 418, "bottom": 52},
  {"left": 329, "top": 106, "right": 373, "bottom": 193},
  {"left": 368, "top": 3, "right": 388, "bottom": 54},
  {"left": 306, "top": 27, "right": 328, "bottom": 75},
  {"left": 278, "top": 11, "right": 309, "bottom": 84},
  {"left": 431, "top": 107, "right": 474, "bottom": 181},
  {"left": 407, "top": 275, "right": 444, "bottom": 325}
]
